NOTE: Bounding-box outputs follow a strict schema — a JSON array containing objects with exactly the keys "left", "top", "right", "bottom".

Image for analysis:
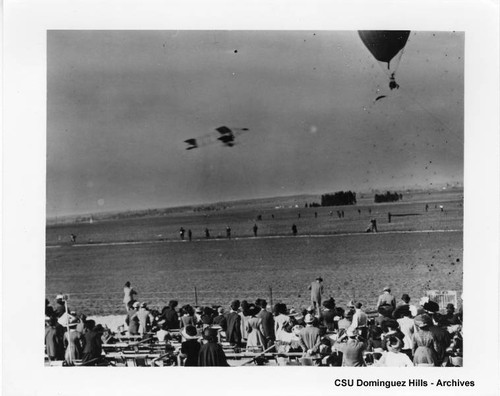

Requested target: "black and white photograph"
[
  {"left": 2, "top": 1, "right": 499, "bottom": 395},
  {"left": 44, "top": 29, "right": 465, "bottom": 368}
]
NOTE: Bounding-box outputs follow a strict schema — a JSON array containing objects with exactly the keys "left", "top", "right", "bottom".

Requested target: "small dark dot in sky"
[
  {"left": 313, "top": 33, "right": 316, "bottom": 36},
  {"left": 234, "top": 50, "right": 238, "bottom": 53},
  {"left": 433, "top": 33, "right": 436, "bottom": 37}
]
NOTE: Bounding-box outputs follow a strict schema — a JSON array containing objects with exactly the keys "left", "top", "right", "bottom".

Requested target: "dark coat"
[
  {"left": 82, "top": 330, "right": 103, "bottom": 362},
  {"left": 257, "top": 309, "right": 275, "bottom": 340},
  {"left": 225, "top": 312, "right": 242, "bottom": 345},
  {"left": 181, "top": 339, "right": 201, "bottom": 366},
  {"left": 212, "top": 314, "right": 227, "bottom": 331},
  {"left": 198, "top": 342, "right": 229, "bottom": 366},
  {"left": 161, "top": 307, "right": 180, "bottom": 330},
  {"left": 45, "top": 325, "right": 65, "bottom": 360}
]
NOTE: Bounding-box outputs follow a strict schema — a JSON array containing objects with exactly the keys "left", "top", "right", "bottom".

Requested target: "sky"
[{"left": 47, "top": 30, "right": 464, "bottom": 217}]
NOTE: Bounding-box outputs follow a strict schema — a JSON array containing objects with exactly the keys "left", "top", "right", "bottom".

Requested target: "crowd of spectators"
[{"left": 45, "top": 285, "right": 463, "bottom": 367}]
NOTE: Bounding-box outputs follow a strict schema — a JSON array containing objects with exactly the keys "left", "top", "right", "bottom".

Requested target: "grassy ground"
[{"left": 46, "top": 189, "right": 462, "bottom": 316}]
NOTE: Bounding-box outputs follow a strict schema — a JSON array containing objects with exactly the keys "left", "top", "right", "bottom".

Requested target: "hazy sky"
[{"left": 47, "top": 30, "right": 463, "bottom": 217}]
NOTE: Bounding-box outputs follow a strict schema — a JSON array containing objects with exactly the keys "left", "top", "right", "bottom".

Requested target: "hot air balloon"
[{"left": 359, "top": 30, "right": 410, "bottom": 90}]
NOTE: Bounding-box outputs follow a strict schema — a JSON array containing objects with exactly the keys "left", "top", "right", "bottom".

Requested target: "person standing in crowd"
[
  {"left": 136, "top": 302, "right": 154, "bottom": 336},
  {"left": 256, "top": 299, "right": 275, "bottom": 348},
  {"left": 322, "top": 298, "right": 337, "bottom": 332},
  {"left": 226, "top": 226, "right": 231, "bottom": 239},
  {"left": 160, "top": 300, "right": 179, "bottom": 330},
  {"left": 179, "top": 227, "right": 185, "bottom": 240},
  {"left": 424, "top": 301, "right": 451, "bottom": 366},
  {"left": 412, "top": 314, "right": 438, "bottom": 366},
  {"left": 180, "top": 325, "right": 201, "bottom": 366},
  {"left": 180, "top": 305, "right": 197, "bottom": 328},
  {"left": 126, "top": 301, "right": 140, "bottom": 335},
  {"left": 54, "top": 295, "right": 66, "bottom": 318},
  {"left": 253, "top": 223, "right": 258, "bottom": 237},
  {"left": 64, "top": 317, "right": 83, "bottom": 365},
  {"left": 338, "top": 328, "right": 367, "bottom": 367},
  {"left": 308, "top": 277, "right": 324, "bottom": 315},
  {"left": 376, "top": 287, "right": 396, "bottom": 309},
  {"left": 81, "top": 320, "right": 103, "bottom": 364},
  {"left": 123, "top": 281, "right": 137, "bottom": 311},
  {"left": 349, "top": 302, "right": 368, "bottom": 338},
  {"left": 45, "top": 316, "right": 64, "bottom": 361},
  {"left": 245, "top": 305, "right": 266, "bottom": 351},
  {"left": 198, "top": 328, "right": 229, "bottom": 367},
  {"left": 213, "top": 307, "right": 227, "bottom": 332},
  {"left": 377, "top": 336, "right": 414, "bottom": 367},
  {"left": 188, "top": 229, "right": 192, "bottom": 241},
  {"left": 298, "top": 314, "right": 321, "bottom": 355},
  {"left": 292, "top": 224, "right": 298, "bottom": 236},
  {"left": 395, "top": 305, "right": 415, "bottom": 359},
  {"left": 273, "top": 303, "right": 291, "bottom": 342},
  {"left": 45, "top": 299, "right": 55, "bottom": 318},
  {"left": 225, "top": 300, "right": 242, "bottom": 347}
]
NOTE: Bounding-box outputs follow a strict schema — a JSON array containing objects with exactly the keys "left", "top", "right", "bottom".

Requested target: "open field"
[{"left": 46, "top": 189, "right": 463, "bottom": 316}]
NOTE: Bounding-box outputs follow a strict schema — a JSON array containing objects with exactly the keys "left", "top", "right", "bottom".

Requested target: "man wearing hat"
[
  {"left": 376, "top": 287, "right": 396, "bottom": 309},
  {"left": 160, "top": 300, "right": 180, "bottom": 330},
  {"left": 256, "top": 299, "right": 275, "bottom": 348},
  {"left": 298, "top": 314, "right": 322, "bottom": 355},
  {"left": 308, "top": 277, "right": 324, "bottom": 316},
  {"left": 338, "top": 328, "right": 367, "bottom": 367},
  {"left": 225, "top": 300, "right": 242, "bottom": 347}
]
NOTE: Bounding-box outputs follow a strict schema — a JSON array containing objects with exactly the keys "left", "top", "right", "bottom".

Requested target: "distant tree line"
[
  {"left": 321, "top": 191, "right": 357, "bottom": 206},
  {"left": 374, "top": 191, "right": 403, "bottom": 203}
]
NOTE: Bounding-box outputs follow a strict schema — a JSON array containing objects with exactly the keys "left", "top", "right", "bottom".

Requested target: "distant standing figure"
[
  {"left": 123, "top": 281, "right": 137, "bottom": 311},
  {"left": 425, "top": 204, "right": 429, "bottom": 212},
  {"left": 292, "top": 224, "right": 297, "bottom": 236},
  {"left": 341, "top": 210, "right": 345, "bottom": 218},
  {"left": 188, "top": 229, "right": 192, "bottom": 241},
  {"left": 366, "top": 218, "right": 378, "bottom": 232},
  {"left": 226, "top": 226, "right": 231, "bottom": 239},
  {"left": 314, "top": 212, "right": 318, "bottom": 218},
  {"left": 298, "top": 213, "right": 301, "bottom": 219},
  {"left": 369, "top": 208, "right": 372, "bottom": 214},
  {"left": 358, "top": 209, "right": 361, "bottom": 215},
  {"left": 179, "top": 227, "right": 185, "bottom": 240},
  {"left": 439, "top": 205, "right": 444, "bottom": 212},
  {"left": 388, "top": 212, "right": 392, "bottom": 223},
  {"left": 253, "top": 223, "right": 258, "bottom": 237},
  {"left": 308, "top": 277, "right": 324, "bottom": 315},
  {"left": 70, "top": 234, "right": 77, "bottom": 243},
  {"left": 205, "top": 228, "right": 210, "bottom": 238}
]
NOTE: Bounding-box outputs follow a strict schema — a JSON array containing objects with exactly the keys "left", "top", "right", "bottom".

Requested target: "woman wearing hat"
[
  {"left": 198, "top": 327, "right": 229, "bottom": 366},
  {"left": 64, "top": 317, "right": 83, "bottom": 365},
  {"left": 180, "top": 325, "right": 201, "bottom": 366},
  {"left": 245, "top": 305, "right": 265, "bottom": 351},
  {"left": 377, "top": 336, "right": 413, "bottom": 367},
  {"left": 273, "top": 303, "right": 291, "bottom": 342},
  {"left": 412, "top": 314, "right": 438, "bottom": 366}
]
